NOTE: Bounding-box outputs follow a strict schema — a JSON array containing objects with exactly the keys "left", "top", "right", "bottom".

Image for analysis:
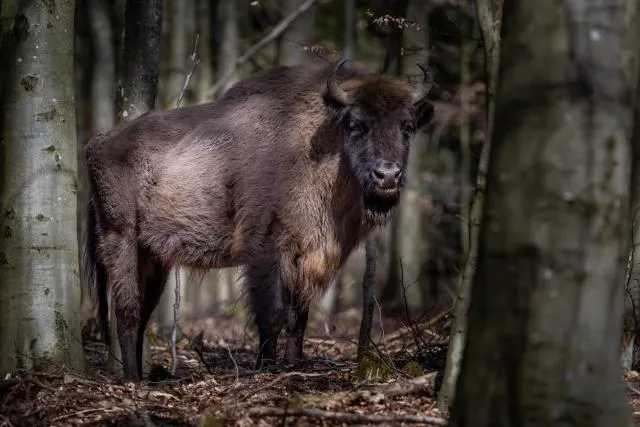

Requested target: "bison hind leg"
[
  {"left": 244, "top": 257, "right": 286, "bottom": 369},
  {"left": 99, "top": 230, "right": 141, "bottom": 380}
]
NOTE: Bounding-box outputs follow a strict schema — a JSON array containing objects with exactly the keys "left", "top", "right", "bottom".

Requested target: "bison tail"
[{"left": 82, "top": 198, "right": 110, "bottom": 344}]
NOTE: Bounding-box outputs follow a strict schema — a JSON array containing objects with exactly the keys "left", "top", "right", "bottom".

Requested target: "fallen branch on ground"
[
  {"left": 302, "top": 372, "right": 437, "bottom": 408},
  {"left": 239, "top": 372, "right": 326, "bottom": 401},
  {"left": 248, "top": 406, "right": 448, "bottom": 425},
  {"left": 384, "top": 308, "right": 452, "bottom": 343}
]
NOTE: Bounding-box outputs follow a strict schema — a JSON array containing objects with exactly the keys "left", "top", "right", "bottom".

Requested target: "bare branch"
[
  {"left": 226, "top": 347, "right": 239, "bottom": 383},
  {"left": 170, "top": 267, "right": 181, "bottom": 376},
  {"left": 207, "top": 0, "right": 320, "bottom": 98},
  {"left": 175, "top": 34, "right": 201, "bottom": 108}
]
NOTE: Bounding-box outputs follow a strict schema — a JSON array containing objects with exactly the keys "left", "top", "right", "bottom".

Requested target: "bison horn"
[
  {"left": 411, "top": 62, "right": 434, "bottom": 105},
  {"left": 325, "top": 58, "right": 350, "bottom": 106}
]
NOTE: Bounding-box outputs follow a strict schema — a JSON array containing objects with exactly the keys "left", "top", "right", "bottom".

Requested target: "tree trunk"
[
  {"left": 458, "top": 15, "right": 472, "bottom": 262},
  {"left": 381, "top": 0, "right": 423, "bottom": 316},
  {"left": 449, "top": 0, "right": 640, "bottom": 425},
  {"left": 357, "top": 238, "right": 377, "bottom": 356},
  {"left": 0, "top": 0, "right": 84, "bottom": 375},
  {"left": 216, "top": 0, "right": 239, "bottom": 94},
  {"left": 115, "top": 0, "right": 163, "bottom": 121},
  {"left": 74, "top": 0, "right": 92, "bottom": 323},
  {"left": 195, "top": 0, "right": 214, "bottom": 104},
  {"left": 343, "top": 0, "right": 357, "bottom": 62},
  {"left": 381, "top": 0, "right": 409, "bottom": 75},
  {"left": 437, "top": 0, "right": 502, "bottom": 411},
  {"left": 622, "top": 24, "right": 640, "bottom": 372},
  {"left": 278, "top": 0, "right": 316, "bottom": 66},
  {"left": 108, "top": 0, "right": 163, "bottom": 377},
  {"left": 89, "top": 0, "right": 116, "bottom": 134}
]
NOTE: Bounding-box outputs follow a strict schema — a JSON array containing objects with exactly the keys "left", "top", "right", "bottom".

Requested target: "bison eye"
[
  {"left": 349, "top": 119, "right": 368, "bottom": 135},
  {"left": 401, "top": 120, "right": 416, "bottom": 136}
]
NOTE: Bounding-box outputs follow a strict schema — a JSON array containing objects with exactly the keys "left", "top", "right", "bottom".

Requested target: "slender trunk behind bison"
[{"left": 82, "top": 0, "right": 164, "bottom": 380}]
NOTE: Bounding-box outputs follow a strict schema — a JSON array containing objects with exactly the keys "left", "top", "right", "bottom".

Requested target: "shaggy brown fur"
[{"left": 82, "top": 60, "right": 434, "bottom": 380}]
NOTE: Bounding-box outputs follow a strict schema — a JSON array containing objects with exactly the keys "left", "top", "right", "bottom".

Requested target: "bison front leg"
[
  {"left": 284, "top": 296, "right": 309, "bottom": 364},
  {"left": 245, "top": 257, "right": 286, "bottom": 369}
]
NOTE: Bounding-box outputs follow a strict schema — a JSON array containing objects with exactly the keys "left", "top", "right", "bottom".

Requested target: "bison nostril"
[
  {"left": 372, "top": 162, "right": 402, "bottom": 186},
  {"left": 372, "top": 169, "right": 386, "bottom": 181}
]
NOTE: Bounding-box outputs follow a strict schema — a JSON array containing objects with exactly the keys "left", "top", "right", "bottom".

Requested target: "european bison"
[{"left": 82, "top": 60, "right": 434, "bottom": 380}]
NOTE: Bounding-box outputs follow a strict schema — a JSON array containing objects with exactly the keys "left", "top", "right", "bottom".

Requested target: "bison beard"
[{"left": 82, "top": 59, "right": 434, "bottom": 380}]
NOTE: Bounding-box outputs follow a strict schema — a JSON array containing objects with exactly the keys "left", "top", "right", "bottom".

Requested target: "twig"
[
  {"left": 176, "top": 34, "right": 201, "bottom": 108},
  {"left": 248, "top": 406, "right": 447, "bottom": 426},
  {"left": 385, "top": 308, "right": 452, "bottom": 343},
  {"left": 207, "top": 0, "right": 319, "bottom": 98},
  {"left": 240, "top": 372, "right": 325, "bottom": 401},
  {"left": 170, "top": 267, "right": 182, "bottom": 376},
  {"left": 399, "top": 262, "right": 426, "bottom": 352},
  {"left": 628, "top": 382, "right": 640, "bottom": 396},
  {"left": 227, "top": 347, "right": 239, "bottom": 383},
  {"left": 0, "top": 414, "right": 15, "bottom": 427},
  {"left": 50, "top": 407, "right": 126, "bottom": 423},
  {"left": 373, "top": 295, "right": 395, "bottom": 370}
]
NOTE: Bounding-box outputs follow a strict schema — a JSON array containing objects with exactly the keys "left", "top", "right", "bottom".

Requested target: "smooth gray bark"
[
  {"left": 0, "top": 0, "right": 84, "bottom": 375},
  {"left": 449, "top": 0, "right": 640, "bottom": 425}
]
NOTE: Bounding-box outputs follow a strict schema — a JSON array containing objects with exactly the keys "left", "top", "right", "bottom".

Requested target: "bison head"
[{"left": 323, "top": 59, "right": 434, "bottom": 217}]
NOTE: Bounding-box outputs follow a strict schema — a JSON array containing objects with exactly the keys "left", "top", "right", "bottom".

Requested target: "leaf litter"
[{"left": 1, "top": 307, "right": 638, "bottom": 426}]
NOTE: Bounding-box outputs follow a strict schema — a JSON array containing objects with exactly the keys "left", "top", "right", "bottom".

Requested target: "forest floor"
[{"left": 2, "top": 306, "right": 640, "bottom": 426}]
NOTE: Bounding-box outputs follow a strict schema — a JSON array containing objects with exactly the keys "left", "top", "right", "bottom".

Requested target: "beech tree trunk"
[
  {"left": 0, "top": 0, "right": 84, "bottom": 375},
  {"left": 449, "top": 0, "right": 640, "bottom": 425}
]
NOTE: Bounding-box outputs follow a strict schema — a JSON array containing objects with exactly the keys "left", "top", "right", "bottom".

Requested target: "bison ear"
[
  {"left": 322, "top": 59, "right": 351, "bottom": 110},
  {"left": 415, "top": 99, "right": 434, "bottom": 129},
  {"left": 412, "top": 63, "right": 435, "bottom": 128}
]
